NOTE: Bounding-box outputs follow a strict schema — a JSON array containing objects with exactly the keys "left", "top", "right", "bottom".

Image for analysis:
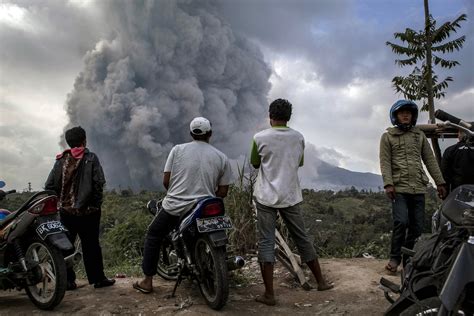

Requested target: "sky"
[{"left": 0, "top": 0, "right": 473, "bottom": 191}]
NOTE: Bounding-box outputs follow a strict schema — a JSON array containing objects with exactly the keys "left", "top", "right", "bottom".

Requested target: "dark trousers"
[
  {"left": 390, "top": 193, "right": 425, "bottom": 264},
  {"left": 61, "top": 211, "right": 106, "bottom": 284},
  {"left": 142, "top": 210, "right": 180, "bottom": 276}
]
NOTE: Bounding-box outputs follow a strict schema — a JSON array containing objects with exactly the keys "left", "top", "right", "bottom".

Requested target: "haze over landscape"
[{"left": 0, "top": 0, "right": 472, "bottom": 191}]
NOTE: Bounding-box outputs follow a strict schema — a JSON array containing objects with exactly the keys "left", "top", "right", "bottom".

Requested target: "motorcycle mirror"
[
  {"left": 455, "top": 187, "right": 474, "bottom": 207},
  {"left": 0, "top": 181, "right": 5, "bottom": 189}
]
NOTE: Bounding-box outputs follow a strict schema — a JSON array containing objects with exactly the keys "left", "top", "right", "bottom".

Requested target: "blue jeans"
[
  {"left": 390, "top": 193, "right": 425, "bottom": 264},
  {"left": 256, "top": 202, "right": 317, "bottom": 263}
]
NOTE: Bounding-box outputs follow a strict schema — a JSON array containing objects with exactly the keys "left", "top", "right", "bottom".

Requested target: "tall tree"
[{"left": 386, "top": 0, "right": 467, "bottom": 162}]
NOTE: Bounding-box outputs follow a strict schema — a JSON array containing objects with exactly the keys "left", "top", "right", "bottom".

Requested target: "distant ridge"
[{"left": 300, "top": 160, "right": 383, "bottom": 191}]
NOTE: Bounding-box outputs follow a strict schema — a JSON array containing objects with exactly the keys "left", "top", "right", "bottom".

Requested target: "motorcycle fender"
[
  {"left": 439, "top": 243, "right": 474, "bottom": 311},
  {"left": 6, "top": 212, "right": 36, "bottom": 243},
  {"left": 32, "top": 216, "right": 74, "bottom": 251},
  {"left": 206, "top": 231, "right": 228, "bottom": 247},
  {"left": 46, "top": 233, "right": 74, "bottom": 252}
]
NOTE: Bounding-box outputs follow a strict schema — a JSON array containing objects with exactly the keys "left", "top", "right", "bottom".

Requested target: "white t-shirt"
[
  {"left": 251, "top": 127, "right": 304, "bottom": 208},
  {"left": 162, "top": 141, "right": 233, "bottom": 216}
]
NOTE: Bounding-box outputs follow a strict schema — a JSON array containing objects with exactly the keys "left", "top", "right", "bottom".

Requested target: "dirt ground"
[{"left": 0, "top": 258, "right": 400, "bottom": 315}]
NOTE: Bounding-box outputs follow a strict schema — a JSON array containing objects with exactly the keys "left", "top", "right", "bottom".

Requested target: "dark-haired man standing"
[
  {"left": 250, "top": 99, "right": 333, "bottom": 306},
  {"left": 45, "top": 126, "right": 115, "bottom": 290},
  {"left": 441, "top": 129, "right": 474, "bottom": 192}
]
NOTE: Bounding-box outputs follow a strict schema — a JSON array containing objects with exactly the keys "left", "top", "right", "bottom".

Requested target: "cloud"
[
  {"left": 64, "top": 0, "right": 271, "bottom": 189},
  {"left": 219, "top": 0, "right": 473, "bottom": 92},
  {"left": 0, "top": 0, "right": 109, "bottom": 190},
  {"left": 0, "top": 103, "right": 61, "bottom": 190},
  {"left": 0, "top": 0, "right": 471, "bottom": 191},
  {"left": 219, "top": 1, "right": 395, "bottom": 87}
]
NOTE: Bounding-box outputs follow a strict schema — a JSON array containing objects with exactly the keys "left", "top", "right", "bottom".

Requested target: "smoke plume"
[{"left": 65, "top": 0, "right": 271, "bottom": 189}]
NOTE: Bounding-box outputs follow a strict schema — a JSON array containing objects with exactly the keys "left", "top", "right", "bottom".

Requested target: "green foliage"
[
  {"left": 386, "top": 12, "right": 467, "bottom": 110},
  {"left": 99, "top": 191, "right": 164, "bottom": 268},
  {"left": 225, "top": 162, "right": 258, "bottom": 254},
  {"left": 0, "top": 192, "right": 36, "bottom": 211},
  {"left": 0, "top": 185, "right": 442, "bottom": 274}
]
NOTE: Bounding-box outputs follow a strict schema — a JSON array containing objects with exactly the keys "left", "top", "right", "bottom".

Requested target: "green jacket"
[{"left": 379, "top": 126, "right": 445, "bottom": 194}]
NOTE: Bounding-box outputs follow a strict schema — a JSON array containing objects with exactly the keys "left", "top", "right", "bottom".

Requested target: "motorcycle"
[
  {"left": 380, "top": 112, "right": 474, "bottom": 315},
  {"left": 0, "top": 188, "right": 75, "bottom": 310},
  {"left": 146, "top": 197, "right": 245, "bottom": 310}
]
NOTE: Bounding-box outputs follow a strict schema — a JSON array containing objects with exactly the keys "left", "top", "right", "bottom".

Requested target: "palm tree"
[{"left": 386, "top": 0, "right": 466, "bottom": 162}]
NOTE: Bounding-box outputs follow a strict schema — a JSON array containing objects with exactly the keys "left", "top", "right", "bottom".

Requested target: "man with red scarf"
[{"left": 45, "top": 126, "right": 115, "bottom": 290}]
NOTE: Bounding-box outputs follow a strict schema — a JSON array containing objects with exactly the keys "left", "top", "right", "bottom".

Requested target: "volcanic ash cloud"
[{"left": 65, "top": 0, "right": 271, "bottom": 189}]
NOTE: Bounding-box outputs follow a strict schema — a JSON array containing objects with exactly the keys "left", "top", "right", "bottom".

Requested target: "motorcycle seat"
[
  {"left": 179, "top": 207, "right": 195, "bottom": 223},
  {"left": 0, "top": 191, "right": 57, "bottom": 229},
  {"left": 177, "top": 197, "right": 224, "bottom": 232}
]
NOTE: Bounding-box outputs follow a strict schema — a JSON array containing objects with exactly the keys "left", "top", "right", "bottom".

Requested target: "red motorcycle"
[{"left": 0, "top": 186, "right": 74, "bottom": 310}]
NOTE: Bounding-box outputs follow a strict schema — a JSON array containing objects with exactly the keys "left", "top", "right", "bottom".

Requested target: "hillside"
[
  {"left": 300, "top": 160, "right": 383, "bottom": 192},
  {"left": 0, "top": 188, "right": 441, "bottom": 269},
  {"left": 316, "top": 161, "right": 383, "bottom": 191},
  {"left": 0, "top": 188, "right": 441, "bottom": 314}
]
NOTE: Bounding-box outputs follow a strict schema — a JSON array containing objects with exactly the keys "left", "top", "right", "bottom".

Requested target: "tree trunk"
[{"left": 424, "top": 0, "right": 442, "bottom": 165}]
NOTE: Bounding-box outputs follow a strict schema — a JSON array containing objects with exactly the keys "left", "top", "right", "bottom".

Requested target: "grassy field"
[{"left": 0, "top": 184, "right": 441, "bottom": 276}]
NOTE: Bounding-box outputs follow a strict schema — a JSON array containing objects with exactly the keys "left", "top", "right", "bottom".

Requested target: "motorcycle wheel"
[
  {"left": 156, "top": 235, "right": 179, "bottom": 281},
  {"left": 400, "top": 297, "right": 441, "bottom": 316},
  {"left": 24, "top": 239, "right": 67, "bottom": 310},
  {"left": 194, "top": 237, "right": 228, "bottom": 310}
]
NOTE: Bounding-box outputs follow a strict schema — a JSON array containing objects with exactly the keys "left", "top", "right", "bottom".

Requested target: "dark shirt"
[
  {"left": 441, "top": 141, "right": 474, "bottom": 192},
  {"left": 45, "top": 148, "right": 105, "bottom": 215}
]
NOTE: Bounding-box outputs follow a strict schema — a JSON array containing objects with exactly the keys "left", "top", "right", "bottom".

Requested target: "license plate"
[
  {"left": 196, "top": 216, "right": 233, "bottom": 233},
  {"left": 36, "top": 221, "right": 67, "bottom": 240}
]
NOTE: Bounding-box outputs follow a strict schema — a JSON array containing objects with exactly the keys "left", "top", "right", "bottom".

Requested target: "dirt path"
[{"left": 0, "top": 258, "right": 399, "bottom": 315}]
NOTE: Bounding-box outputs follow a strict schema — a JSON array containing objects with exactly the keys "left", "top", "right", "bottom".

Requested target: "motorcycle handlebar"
[{"left": 435, "top": 109, "right": 472, "bottom": 130}]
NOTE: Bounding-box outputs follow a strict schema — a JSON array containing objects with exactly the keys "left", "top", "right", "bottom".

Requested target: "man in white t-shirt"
[
  {"left": 250, "top": 99, "right": 333, "bottom": 306},
  {"left": 133, "top": 117, "right": 233, "bottom": 294}
]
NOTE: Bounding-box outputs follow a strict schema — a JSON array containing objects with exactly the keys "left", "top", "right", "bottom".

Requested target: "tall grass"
[
  {"left": 0, "top": 179, "right": 443, "bottom": 276},
  {"left": 225, "top": 161, "right": 258, "bottom": 254}
]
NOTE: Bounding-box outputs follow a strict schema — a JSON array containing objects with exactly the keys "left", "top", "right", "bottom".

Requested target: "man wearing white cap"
[{"left": 133, "top": 117, "right": 233, "bottom": 294}]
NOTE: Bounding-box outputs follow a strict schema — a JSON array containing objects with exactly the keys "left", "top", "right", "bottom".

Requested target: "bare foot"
[
  {"left": 255, "top": 294, "right": 276, "bottom": 306},
  {"left": 317, "top": 283, "right": 334, "bottom": 291}
]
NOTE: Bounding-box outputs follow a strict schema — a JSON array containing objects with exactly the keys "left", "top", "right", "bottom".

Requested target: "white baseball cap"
[{"left": 190, "top": 117, "right": 212, "bottom": 135}]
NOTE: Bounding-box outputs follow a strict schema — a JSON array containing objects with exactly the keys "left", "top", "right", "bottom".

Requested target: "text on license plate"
[
  {"left": 196, "top": 216, "right": 233, "bottom": 233},
  {"left": 36, "top": 221, "right": 67, "bottom": 240}
]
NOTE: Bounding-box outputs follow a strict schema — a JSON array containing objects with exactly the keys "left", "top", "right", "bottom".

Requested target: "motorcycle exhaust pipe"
[
  {"left": 65, "top": 252, "right": 82, "bottom": 268},
  {"left": 227, "top": 256, "right": 245, "bottom": 271}
]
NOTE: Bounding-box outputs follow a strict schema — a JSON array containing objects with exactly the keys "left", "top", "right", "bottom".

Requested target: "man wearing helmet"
[{"left": 379, "top": 100, "right": 447, "bottom": 273}]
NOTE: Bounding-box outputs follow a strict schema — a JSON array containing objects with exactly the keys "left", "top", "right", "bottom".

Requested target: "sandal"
[
  {"left": 385, "top": 260, "right": 399, "bottom": 274},
  {"left": 133, "top": 281, "right": 153, "bottom": 294}
]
